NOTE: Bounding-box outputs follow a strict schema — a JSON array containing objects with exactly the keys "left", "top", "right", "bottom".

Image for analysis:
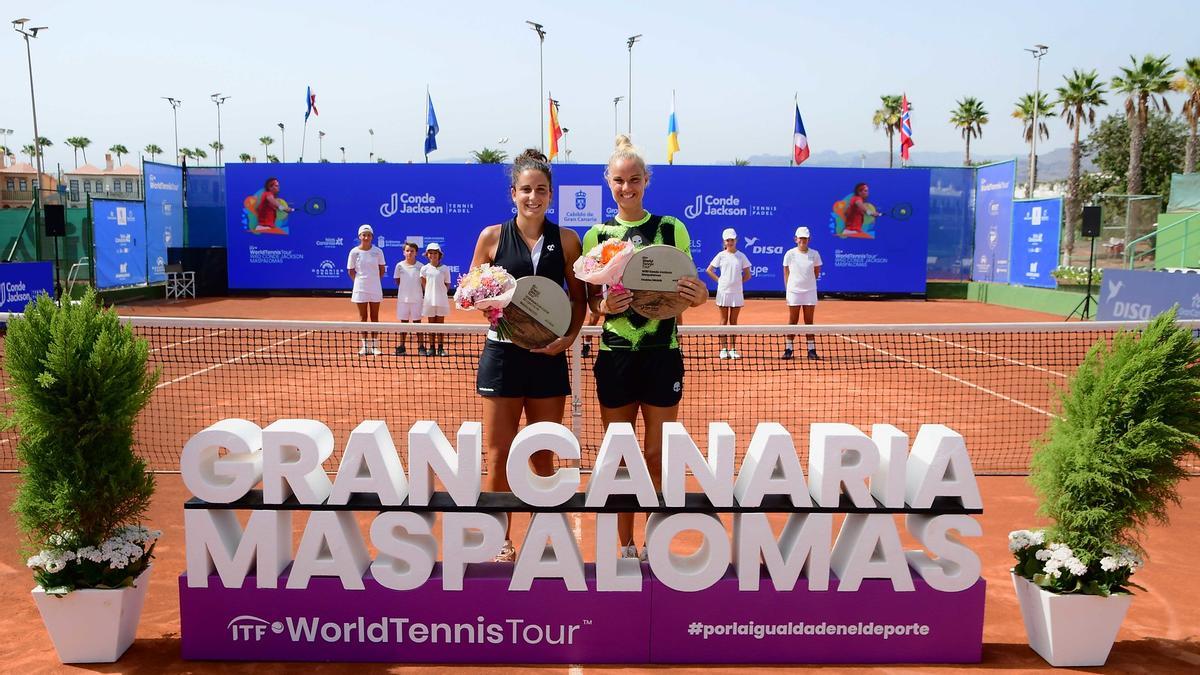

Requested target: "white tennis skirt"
[
  {"left": 715, "top": 287, "right": 744, "bottom": 307},
  {"left": 786, "top": 288, "right": 818, "bottom": 306},
  {"left": 351, "top": 290, "right": 383, "bottom": 303},
  {"left": 396, "top": 301, "right": 422, "bottom": 321}
]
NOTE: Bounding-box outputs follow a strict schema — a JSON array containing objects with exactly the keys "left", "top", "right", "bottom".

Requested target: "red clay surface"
[
  {"left": 1, "top": 474, "right": 1198, "bottom": 673},
  {"left": 114, "top": 295, "right": 1064, "bottom": 324}
]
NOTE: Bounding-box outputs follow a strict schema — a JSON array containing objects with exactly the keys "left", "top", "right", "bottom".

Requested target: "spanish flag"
[
  {"left": 548, "top": 95, "right": 563, "bottom": 161},
  {"left": 667, "top": 91, "right": 680, "bottom": 164}
]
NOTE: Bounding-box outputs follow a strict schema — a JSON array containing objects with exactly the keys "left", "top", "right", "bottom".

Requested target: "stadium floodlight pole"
[
  {"left": 626, "top": 34, "right": 641, "bottom": 137},
  {"left": 1024, "top": 44, "right": 1049, "bottom": 197},
  {"left": 211, "top": 93, "right": 230, "bottom": 166},
  {"left": 318, "top": 130, "right": 325, "bottom": 162},
  {"left": 613, "top": 96, "right": 624, "bottom": 137},
  {"left": 526, "top": 21, "right": 546, "bottom": 152},
  {"left": 14, "top": 17, "right": 54, "bottom": 298},
  {"left": 162, "top": 97, "right": 182, "bottom": 164},
  {"left": 369, "top": 128, "right": 374, "bottom": 162},
  {"left": 277, "top": 122, "right": 286, "bottom": 162}
]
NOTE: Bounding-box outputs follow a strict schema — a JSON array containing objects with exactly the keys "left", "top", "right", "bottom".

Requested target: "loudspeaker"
[
  {"left": 1081, "top": 205, "right": 1101, "bottom": 238},
  {"left": 44, "top": 204, "right": 66, "bottom": 237}
]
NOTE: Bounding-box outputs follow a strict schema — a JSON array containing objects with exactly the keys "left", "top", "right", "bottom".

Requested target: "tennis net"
[{"left": 2, "top": 316, "right": 1196, "bottom": 474}]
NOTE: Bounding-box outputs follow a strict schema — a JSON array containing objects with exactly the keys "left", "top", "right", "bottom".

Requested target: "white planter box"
[
  {"left": 1011, "top": 571, "right": 1132, "bottom": 667},
  {"left": 32, "top": 565, "right": 152, "bottom": 663}
]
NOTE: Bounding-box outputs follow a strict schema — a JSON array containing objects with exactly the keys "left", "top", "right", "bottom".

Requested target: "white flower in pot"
[
  {"left": 1011, "top": 308, "right": 1200, "bottom": 667},
  {"left": 6, "top": 290, "right": 161, "bottom": 663}
]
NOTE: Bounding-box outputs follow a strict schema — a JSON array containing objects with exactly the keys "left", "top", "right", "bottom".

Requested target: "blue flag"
[{"left": 425, "top": 92, "right": 439, "bottom": 156}]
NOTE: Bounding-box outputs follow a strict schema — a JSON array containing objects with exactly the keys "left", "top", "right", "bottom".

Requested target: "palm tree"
[
  {"left": 209, "top": 141, "right": 224, "bottom": 164},
  {"left": 259, "top": 136, "right": 274, "bottom": 158},
  {"left": 949, "top": 97, "right": 988, "bottom": 165},
  {"left": 179, "top": 148, "right": 196, "bottom": 162},
  {"left": 732, "top": 158, "right": 750, "bottom": 166},
  {"left": 33, "top": 136, "right": 52, "bottom": 165},
  {"left": 1056, "top": 69, "right": 1108, "bottom": 258},
  {"left": 871, "top": 95, "right": 904, "bottom": 168},
  {"left": 471, "top": 148, "right": 508, "bottom": 164},
  {"left": 144, "top": 144, "right": 163, "bottom": 162},
  {"left": 1012, "top": 93, "right": 1056, "bottom": 194},
  {"left": 1175, "top": 57, "right": 1200, "bottom": 173},
  {"left": 267, "top": 154, "right": 280, "bottom": 163},
  {"left": 66, "top": 136, "right": 92, "bottom": 167},
  {"left": 191, "top": 147, "right": 208, "bottom": 162},
  {"left": 20, "top": 144, "right": 35, "bottom": 163},
  {"left": 108, "top": 144, "right": 129, "bottom": 166},
  {"left": 1111, "top": 54, "right": 1178, "bottom": 195},
  {"left": 238, "top": 152, "right": 252, "bottom": 163}
]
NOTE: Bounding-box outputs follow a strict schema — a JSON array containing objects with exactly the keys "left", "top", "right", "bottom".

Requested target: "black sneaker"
[
  {"left": 437, "top": 347, "right": 447, "bottom": 357},
  {"left": 781, "top": 348, "right": 794, "bottom": 360},
  {"left": 418, "top": 347, "right": 429, "bottom": 357},
  {"left": 581, "top": 343, "right": 592, "bottom": 357},
  {"left": 394, "top": 345, "right": 406, "bottom": 356},
  {"left": 807, "top": 349, "right": 821, "bottom": 360}
]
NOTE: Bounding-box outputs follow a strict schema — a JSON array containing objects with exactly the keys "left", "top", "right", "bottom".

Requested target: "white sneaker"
[
  {"left": 639, "top": 544, "right": 649, "bottom": 562},
  {"left": 719, "top": 348, "right": 729, "bottom": 359},
  {"left": 729, "top": 349, "right": 741, "bottom": 359},
  {"left": 493, "top": 540, "right": 517, "bottom": 562},
  {"left": 620, "top": 544, "right": 640, "bottom": 559},
  {"left": 357, "top": 341, "right": 368, "bottom": 356},
  {"left": 370, "top": 340, "right": 382, "bottom": 356}
]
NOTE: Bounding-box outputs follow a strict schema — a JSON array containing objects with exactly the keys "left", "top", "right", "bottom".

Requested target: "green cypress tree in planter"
[
  {"left": 1009, "top": 308, "right": 1200, "bottom": 667},
  {"left": 6, "top": 289, "right": 161, "bottom": 663}
]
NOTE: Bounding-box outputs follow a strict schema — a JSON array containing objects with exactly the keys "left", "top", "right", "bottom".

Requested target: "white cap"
[
  {"left": 722, "top": 228, "right": 738, "bottom": 240},
  {"left": 794, "top": 226, "right": 811, "bottom": 238},
  {"left": 358, "top": 224, "right": 374, "bottom": 236},
  {"left": 425, "top": 242, "right": 442, "bottom": 252}
]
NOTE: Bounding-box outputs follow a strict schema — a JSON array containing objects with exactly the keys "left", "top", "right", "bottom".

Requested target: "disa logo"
[{"left": 743, "top": 235, "right": 783, "bottom": 255}]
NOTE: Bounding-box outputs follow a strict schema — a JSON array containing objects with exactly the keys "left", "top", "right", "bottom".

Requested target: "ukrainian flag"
[{"left": 667, "top": 91, "right": 680, "bottom": 165}]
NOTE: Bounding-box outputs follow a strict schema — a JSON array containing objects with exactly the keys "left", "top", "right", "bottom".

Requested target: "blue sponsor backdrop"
[
  {"left": 224, "top": 164, "right": 930, "bottom": 293},
  {"left": 924, "top": 167, "right": 975, "bottom": 281},
  {"left": 1097, "top": 268, "right": 1200, "bottom": 321},
  {"left": 186, "top": 167, "right": 227, "bottom": 247},
  {"left": 1009, "top": 198, "right": 1062, "bottom": 289},
  {"left": 971, "top": 161, "right": 1016, "bottom": 283},
  {"left": 0, "top": 261, "right": 53, "bottom": 312},
  {"left": 93, "top": 199, "right": 148, "bottom": 289},
  {"left": 144, "top": 161, "right": 184, "bottom": 282}
]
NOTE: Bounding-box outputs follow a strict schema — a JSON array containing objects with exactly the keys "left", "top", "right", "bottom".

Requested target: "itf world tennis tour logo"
[{"left": 179, "top": 417, "right": 988, "bottom": 664}]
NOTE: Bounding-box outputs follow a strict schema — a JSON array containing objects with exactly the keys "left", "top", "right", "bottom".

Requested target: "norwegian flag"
[{"left": 899, "top": 93, "right": 914, "bottom": 162}]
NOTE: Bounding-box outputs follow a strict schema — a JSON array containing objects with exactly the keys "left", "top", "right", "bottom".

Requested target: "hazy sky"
[{"left": 2, "top": 0, "right": 1195, "bottom": 169}]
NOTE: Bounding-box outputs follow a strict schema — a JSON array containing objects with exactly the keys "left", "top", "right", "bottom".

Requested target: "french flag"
[{"left": 793, "top": 104, "right": 810, "bottom": 165}]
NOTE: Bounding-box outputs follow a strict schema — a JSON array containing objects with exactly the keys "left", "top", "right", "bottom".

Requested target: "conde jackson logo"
[
  {"left": 683, "top": 194, "right": 748, "bottom": 219},
  {"left": 380, "top": 192, "right": 443, "bottom": 217}
]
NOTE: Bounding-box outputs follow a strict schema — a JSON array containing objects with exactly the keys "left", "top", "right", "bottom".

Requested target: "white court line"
[
  {"left": 568, "top": 666, "right": 584, "bottom": 675},
  {"left": 918, "top": 333, "right": 1069, "bottom": 379},
  {"left": 838, "top": 334, "right": 1060, "bottom": 420},
  {"left": 150, "top": 330, "right": 227, "bottom": 354},
  {"left": 155, "top": 331, "right": 313, "bottom": 390}
]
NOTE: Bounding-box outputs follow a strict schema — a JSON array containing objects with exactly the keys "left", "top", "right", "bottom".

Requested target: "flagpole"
[
  {"left": 300, "top": 118, "right": 308, "bottom": 163},
  {"left": 790, "top": 92, "right": 796, "bottom": 167},
  {"left": 424, "top": 85, "right": 429, "bottom": 164},
  {"left": 669, "top": 89, "right": 675, "bottom": 166}
]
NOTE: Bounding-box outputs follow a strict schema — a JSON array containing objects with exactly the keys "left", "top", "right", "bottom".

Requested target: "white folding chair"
[{"left": 164, "top": 263, "right": 196, "bottom": 299}]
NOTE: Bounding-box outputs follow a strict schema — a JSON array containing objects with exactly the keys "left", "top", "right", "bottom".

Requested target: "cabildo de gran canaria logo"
[
  {"left": 380, "top": 192, "right": 443, "bottom": 218},
  {"left": 313, "top": 260, "right": 340, "bottom": 279},
  {"left": 683, "top": 194, "right": 748, "bottom": 219}
]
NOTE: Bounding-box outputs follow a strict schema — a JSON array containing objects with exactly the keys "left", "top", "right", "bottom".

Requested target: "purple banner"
[{"left": 181, "top": 564, "right": 983, "bottom": 664}]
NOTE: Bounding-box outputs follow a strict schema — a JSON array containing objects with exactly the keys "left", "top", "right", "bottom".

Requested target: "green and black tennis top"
[{"left": 581, "top": 212, "right": 693, "bottom": 351}]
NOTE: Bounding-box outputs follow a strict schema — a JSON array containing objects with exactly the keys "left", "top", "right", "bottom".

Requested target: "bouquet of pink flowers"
[
  {"left": 573, "top": 239, "right": 635, "bottom": 294},
  {"left": 454, "top": 264, "right": 518, "bottom": 339}
]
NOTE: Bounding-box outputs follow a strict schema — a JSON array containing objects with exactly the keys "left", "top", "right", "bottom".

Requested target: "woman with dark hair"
[
  {"left": 255, "top": 177, "right": 294, "bottom": 232},
  {"left": 583, "top": 135, "right": 708, "bottom": 560},
  {"left": 468, "top": 148, "right": 586, "bottom": 561}
]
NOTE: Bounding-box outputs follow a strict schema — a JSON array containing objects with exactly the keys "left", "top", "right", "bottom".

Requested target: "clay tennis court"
[{"left": 2, "top": 296, "right": 1198, "bottom": 672}]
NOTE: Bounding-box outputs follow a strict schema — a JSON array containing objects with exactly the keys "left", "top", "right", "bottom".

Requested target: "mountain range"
[{"left": 744, "top": 147, "right": 1097, "bottom": 183}]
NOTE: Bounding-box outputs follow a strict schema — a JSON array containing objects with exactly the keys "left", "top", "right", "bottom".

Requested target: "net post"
[{"left": 570, "top": 336, "right": 584, "bottom": 442}]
